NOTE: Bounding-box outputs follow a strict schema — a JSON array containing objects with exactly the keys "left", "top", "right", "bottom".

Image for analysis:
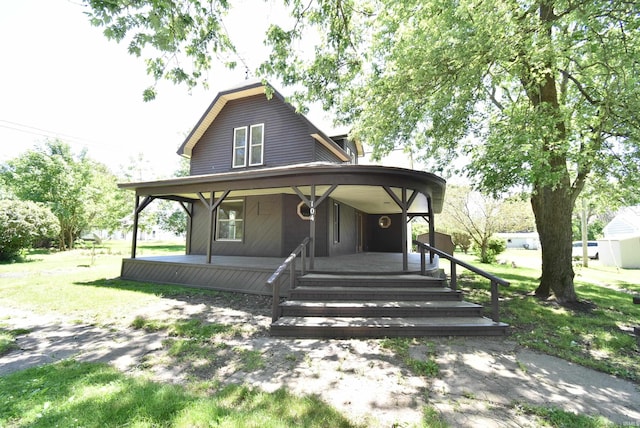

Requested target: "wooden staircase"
[{"left": 270, "top": 273, "right": 508, "bottom": 338}]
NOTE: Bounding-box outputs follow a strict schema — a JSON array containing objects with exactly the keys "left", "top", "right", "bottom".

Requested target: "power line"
[{"left": 0, "top": 119, "right": 108, "bottom": 150}]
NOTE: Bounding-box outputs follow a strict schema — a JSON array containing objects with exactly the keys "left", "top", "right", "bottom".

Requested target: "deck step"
[
  {"left": 280, "top": 300, "right": 482, "bottom": 318},
  {"left": 271, "top": 316, "right": 509, "bottom": 338},
  {"left": 298, "top": 273, "right": 446, "bottom": 288},
  {"left": 290, "top": 286, "right": 462, "bottom": 301}
]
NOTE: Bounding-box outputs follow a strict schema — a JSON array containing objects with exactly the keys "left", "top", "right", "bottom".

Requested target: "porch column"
[
  {"left": 292, "top": 184, "right": 338, "bottom": 271},
  {"left": 131, "top": 195, "right": 155, "bottom": 259},
  {"left": 309, "top": 185, "right": 316, "bottom": 270},
  {"left": 384, "top": 186, "right": 419, "bottom": 271},
  {"left": 401, "top": 187, "right": 408, "bottom": 271},
  {"left": 177, "top": 201, "right": 194, "bottom": 255},
  {"left": 131, "top": 195, "right": 140, "bottom": 259},
  {"left": 428, "top": 196, "right": 435, "bottom": 262},
  {"left": 198, "top": 190, "right": 230, "bottom": 264}
]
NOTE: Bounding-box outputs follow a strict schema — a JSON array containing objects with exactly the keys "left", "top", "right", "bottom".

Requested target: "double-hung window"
[
  {"left": 233, "top": 123, "right": 264, "bottom": 168},
  {"left": 249, "top": 124, "right": 264, "bottom": 166},
  {"left": 216, "top": 199, "right": 244, "bottom": 241},
  {"left": 232, "top": 127, "right": 247, "bottom": 168}
]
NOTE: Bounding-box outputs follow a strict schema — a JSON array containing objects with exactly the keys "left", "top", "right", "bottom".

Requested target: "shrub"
[
  {"left": 0, "top": 200, "right": 60, "bottom": 261},
  {"left": 476, "top": 237, "right": 507, "bottom": 264}
]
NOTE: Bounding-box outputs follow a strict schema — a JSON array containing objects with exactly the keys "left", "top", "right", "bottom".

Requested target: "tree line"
[{"left": 0, "top": 140, "right": 186, "bottom": 261}]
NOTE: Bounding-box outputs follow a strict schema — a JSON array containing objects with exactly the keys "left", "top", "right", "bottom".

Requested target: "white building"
[
  {"left": 598, "top": 206, "right": 640, "bottom": 269},
  {"left": 495, "top": 232, "right": 540, "bottom": 250}
]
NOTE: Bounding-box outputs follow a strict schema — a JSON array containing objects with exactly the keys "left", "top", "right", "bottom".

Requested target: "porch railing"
[
  {"left": 413, "top": 240, "right": 510, "bottom": 323},
  {"left": 266, "top": 237, "right": 311, "bottom": 322}
]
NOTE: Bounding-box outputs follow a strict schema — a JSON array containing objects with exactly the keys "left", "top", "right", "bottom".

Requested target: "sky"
[{"left": 0, "top": 0, "right": 419, "bottom": 181}]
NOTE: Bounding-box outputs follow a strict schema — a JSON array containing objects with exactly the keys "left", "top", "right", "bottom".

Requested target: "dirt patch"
[{"left": 2, "top": 293, "right": 639, "bottom": 427}]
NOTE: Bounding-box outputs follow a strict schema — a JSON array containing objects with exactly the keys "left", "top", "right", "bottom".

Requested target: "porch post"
[
  {"left": 131, "top": 195, "right": 140, "bottom": 259},
  {"left": 309, "top": 184, "right": 316, "bottom": 270},
  {"left": 401, "top": 187, "right": 408, "bottom": 271},
  {"left": 292, "top": 184, "right": 337, "bottom": 271},
  {"left": 428, "top": 196, "right": 435, "bottom": 263},
  {"left": 206, "top": 192, "right": 214, "bottom": 264},
  {"left": 197, "top": 190, "right": 230, "bottom": 264}
]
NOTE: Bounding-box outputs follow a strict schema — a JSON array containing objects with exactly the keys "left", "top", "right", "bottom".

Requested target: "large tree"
[
  {"left": 1, "top": 140, "right": 128, "bottom": 250},
  {"left": 84, "top": 0, "right": 640, "bottom": 303}
]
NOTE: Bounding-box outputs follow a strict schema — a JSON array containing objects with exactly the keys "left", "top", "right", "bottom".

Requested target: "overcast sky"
[{"left": 0, "top": 0, "right": 418, "bottom": 180}]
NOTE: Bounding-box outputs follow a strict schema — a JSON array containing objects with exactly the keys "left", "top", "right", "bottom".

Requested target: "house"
[
  {"left": 118, "top": 80, "right": 508, "bottom": 337},
  {"left": 598, "top": 206, "right": 640, "bottom": 269}
]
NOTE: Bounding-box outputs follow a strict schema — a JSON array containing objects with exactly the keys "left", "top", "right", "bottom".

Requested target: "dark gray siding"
[
  {"left": 282, "top": 194, "right": 329, "bottom": 257},
  {"left": 189, "top": 203, "right": 208, "bottom": 254},
  {"left": 365, "top": 213, "right": 403, "bottom": 252},
  {"left": 190, "top": 95, "right": 343, "bottom": 175},
  {"left": 314, "top": 141, "right": 340, "bottom": 163},
  {"left": 188, "top": 194, "right": 283, "bottom": 257}
]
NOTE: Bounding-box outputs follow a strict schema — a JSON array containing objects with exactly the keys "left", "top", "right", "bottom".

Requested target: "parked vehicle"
[{"left": 572, "top": 241, "right": 599, "bottom": 260}]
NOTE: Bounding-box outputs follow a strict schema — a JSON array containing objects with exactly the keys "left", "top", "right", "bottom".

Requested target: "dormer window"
[{"left": 233, "top": 123, "right": 264, "bottom": 168}]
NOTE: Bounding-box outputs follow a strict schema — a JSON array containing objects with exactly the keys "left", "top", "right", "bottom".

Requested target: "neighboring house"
[
  {"left": 118, "top": 80, "right": 446, "bottom": 293},
  {"left": 495, "top": 232, "right": 540, "bottom": 250},
  {"left": 598, "top": 206, "right": 640, "bottom": 269}
]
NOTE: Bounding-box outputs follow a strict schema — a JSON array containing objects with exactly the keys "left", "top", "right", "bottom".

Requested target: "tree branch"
[{"left": 560, "top": 69, "right": 600, "bottom": 106}]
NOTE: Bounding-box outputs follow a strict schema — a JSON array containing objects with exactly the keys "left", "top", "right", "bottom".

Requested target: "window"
[
  {"left": 233, "top": 123, "right": 264, "bottom": 168},
  {"left": 346, "top": 147, "right": 355, "bottom": 164},
  {"left": 216, "top": 199, "right": 244, "bottom": 241},
  {"left": 233, "top": 127, "right": 247, "bottom": 168},
  {"left": 333, "top": 202, "right": 340, "bottom": 243},
  {"left": 249, "top": 124, "right": 264, "bottom": 166}
]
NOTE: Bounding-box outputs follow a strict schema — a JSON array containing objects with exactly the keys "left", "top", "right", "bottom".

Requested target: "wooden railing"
[
  {"left": 413, "top": 240, "right": 510, "bottom": 323},
  {"left": 266, "top": 237, "right": 311, "bottom": 322}
]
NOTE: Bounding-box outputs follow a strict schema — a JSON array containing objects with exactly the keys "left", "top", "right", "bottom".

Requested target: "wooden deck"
[{"left": 120, "top": 252, "right": 439, "bottom": 296}]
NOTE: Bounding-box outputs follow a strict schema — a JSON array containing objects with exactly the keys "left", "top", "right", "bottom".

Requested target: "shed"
[{"left": 599, "top": 206, "right": 640, "bottom": 269}]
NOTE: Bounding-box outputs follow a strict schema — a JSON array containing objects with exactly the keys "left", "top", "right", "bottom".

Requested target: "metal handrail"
[
  {"left": 266, "top": 237, "right": 311, "bottom": 322},
  {"left": 413, "top": 240, "right": 509, "bottom": 323}
]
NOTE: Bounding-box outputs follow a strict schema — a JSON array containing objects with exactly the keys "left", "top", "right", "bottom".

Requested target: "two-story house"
[{"left": 118, "top": 80, "right": 510, "bottom": 337}]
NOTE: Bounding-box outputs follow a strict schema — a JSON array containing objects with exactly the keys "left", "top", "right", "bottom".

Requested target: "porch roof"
[{"left": 118, "top": 162, "right": 447, "bottom": 214}]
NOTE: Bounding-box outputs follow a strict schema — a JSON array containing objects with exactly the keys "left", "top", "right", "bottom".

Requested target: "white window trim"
[
  {"left": 232, "top": 126, "right": 248, "bottom": 168},
  {"left": 216, "top": 199, "right": 245, "bottom": 242},
  {"left": 249, "top": 123, "right": 264, "bottom": 166}
]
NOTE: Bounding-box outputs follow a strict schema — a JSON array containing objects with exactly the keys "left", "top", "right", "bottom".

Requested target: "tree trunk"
[{"left": 531, "top": 182, "right": 577, "bottom": 303}]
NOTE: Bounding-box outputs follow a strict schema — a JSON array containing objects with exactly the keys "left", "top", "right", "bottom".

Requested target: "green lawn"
[
  {"left": 454, "top": 249, "right": 640, "bottom": 382},
  {"left": 1, "top": 243, "right": 638, "bottom": 427}
]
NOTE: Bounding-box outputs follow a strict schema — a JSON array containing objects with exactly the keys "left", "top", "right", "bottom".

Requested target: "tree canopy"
[
  {"left": 1, "top": 140, "right": 129, "bottom": 250},
  {"left": 0, "top": 200, "right": 60, "bottom": 260},
  {"left": 83, "top": 0, "right": 640, "bottom": 302}
]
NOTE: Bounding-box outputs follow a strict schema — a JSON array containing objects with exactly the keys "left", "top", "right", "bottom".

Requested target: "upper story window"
[{"left": 233, "top": 123, "right": 264, "bottom": 168}]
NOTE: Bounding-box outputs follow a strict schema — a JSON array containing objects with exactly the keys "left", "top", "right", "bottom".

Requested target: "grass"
[
  {"left": 0, "top": 360, "right": 357, "bottom": 428},
  {"left": 381, "top": 337, "right": 440, "bottom": 378},
  {"left": 512, "top": 402, "right": 618, "bottom": 428},
  {"left": 1, "top": 243, "right": 638, "bottom": 427},
  {"left": 455, "top": 249, "right": 640, "bottom": 382}
]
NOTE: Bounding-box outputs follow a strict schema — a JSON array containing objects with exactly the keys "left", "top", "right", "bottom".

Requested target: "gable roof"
[
  {"left": 177, "top": 80, "right": 362, "bottom": 160},
  {"left": 603, "top": 206, "right": 640, "bottom": 238}
]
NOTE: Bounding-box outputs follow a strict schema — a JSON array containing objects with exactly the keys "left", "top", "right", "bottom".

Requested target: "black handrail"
[
  {"left": 266, "top": 237, "right": 311, "bottom": 322},
  {"left": 413, "top": 240, "right": 509, "bottom": 323}
]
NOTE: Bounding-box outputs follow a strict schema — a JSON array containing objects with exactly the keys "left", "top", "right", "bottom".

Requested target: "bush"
[
  {"left": 0, "top": 200, "right": 60, "bottom": 261},
  {"left": 476, "top": 237, "right": 507, "bottom": 264}
]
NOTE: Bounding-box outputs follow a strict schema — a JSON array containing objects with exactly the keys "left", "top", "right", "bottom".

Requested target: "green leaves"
[{"left": 84, "top": 0, "right": 234, "bottom": 100}]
